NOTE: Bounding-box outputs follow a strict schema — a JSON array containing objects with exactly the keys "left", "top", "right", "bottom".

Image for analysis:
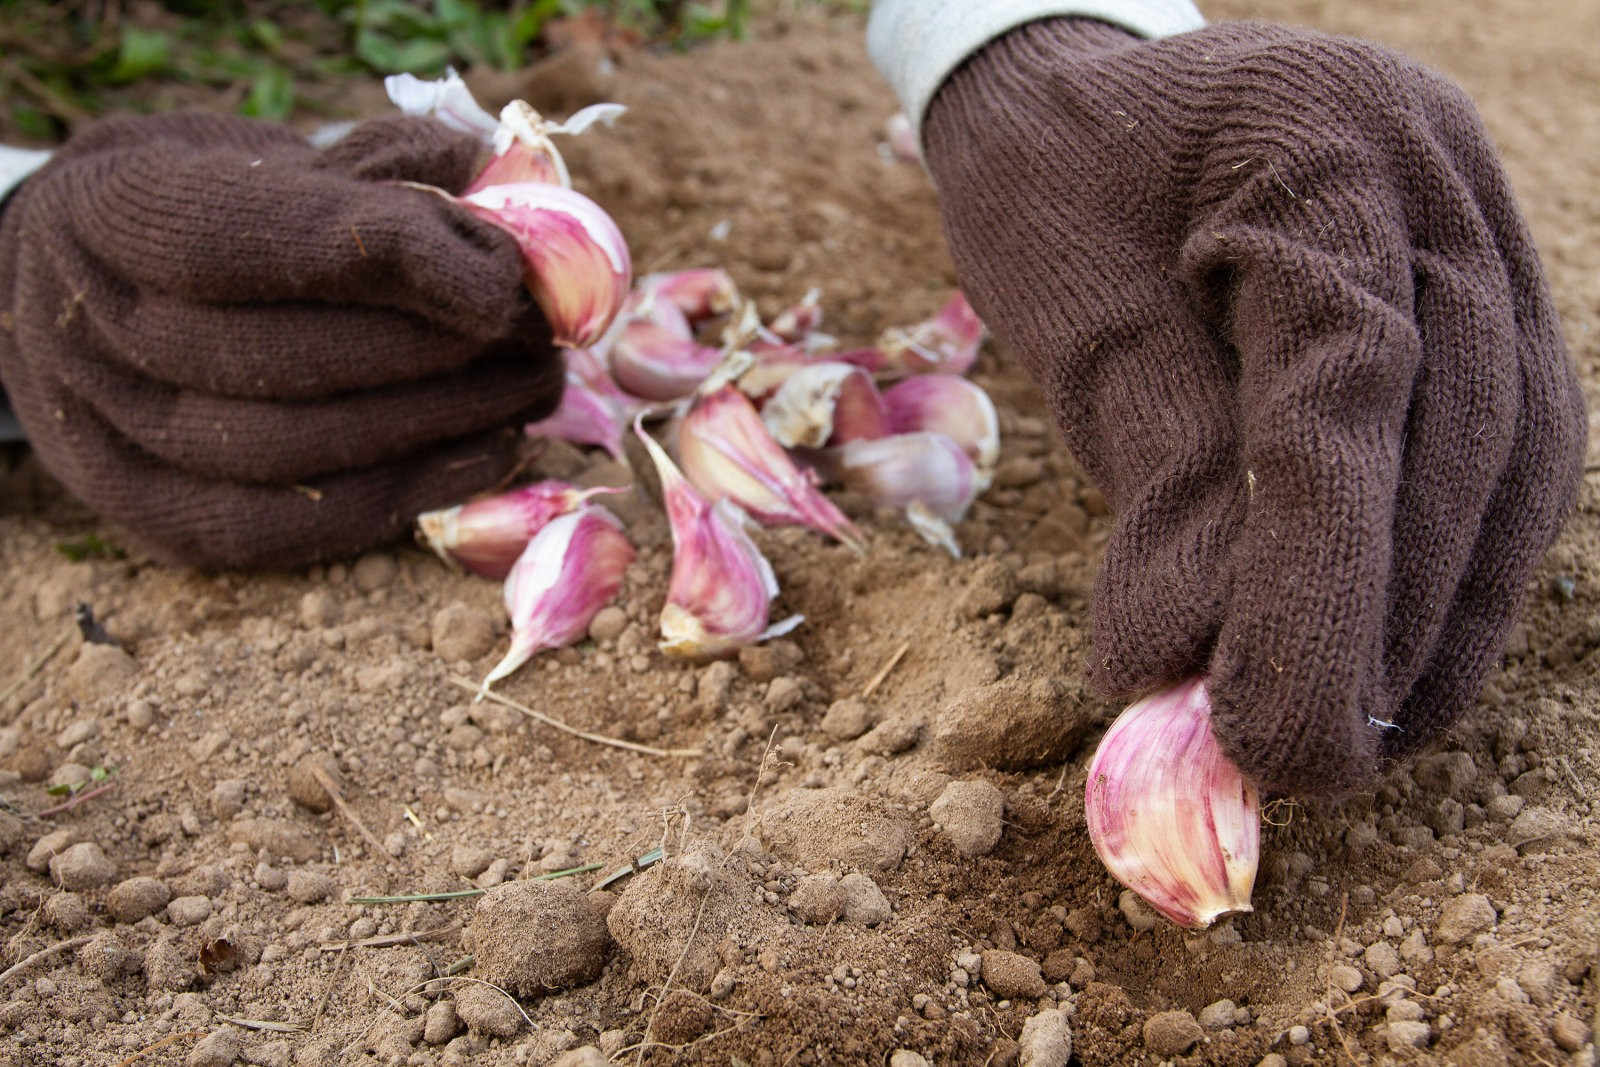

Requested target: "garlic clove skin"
[
  {"left": 460, "top": 182, "right": 631, "bottom": 349},
  {"left": 882, "top": 374, "right": 1000, "bottom": 488},
  {"left": 884, "top": 111, "right": 921, "bottom": 164},
  {"left": 760, "top": 362, "right": 888, "bottom": 449},
  {"left": 877, "top": 291, "right": 985, "bottom": 376},
  {"left": 816, "top": 432, "right": 978, "bottom": 558},
  {"left": 634, "top": 423, "right": 798, "bottom": 659},
  {"left": 465, "top": 100, "right": 628, "bottom": 192},
  {"left": 767, "top": 287, "right": 823, "bottom": 343},
  {"left": 679, "top": 385, "right": 866, "bottom": 553},
  {"left": 417, "top": 481, "right": 625, "bottom": 580},
  {"left": 478, "top": 506, "right": 635, "bottom": 697},
  {"left": 637, "top": 268, "right": 740, "bottom": 323},
  {"left": 1084, "top": 677, "right": 1261, "bottom": 929},
  {"left": 384, "top": 69, "right": 500, "bottom": 141}
]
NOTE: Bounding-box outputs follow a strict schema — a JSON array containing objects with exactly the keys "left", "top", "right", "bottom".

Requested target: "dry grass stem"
[
  {"left": 860, "top": 640, "right": 910, "bottom": 698},
  {"left": 308, "top": 763, "right": 391, "bottom": 863},
  {"left": 0, "top": 934, "right": 93, "bottom": 986},
  {"left": 0, "top": 623, "right": 74, "bottom": 709},
  {"left": 318, "top": 926, "right": 459, "bottom": 952},
  {"left": 452, "top": 676, "right": 703, "bottom": 757}
]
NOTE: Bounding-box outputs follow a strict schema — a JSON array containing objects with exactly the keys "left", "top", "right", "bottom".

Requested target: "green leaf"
[
  {"left": 106, "top": 27, "right": 171, "bottom": 84},
  {"left": 10, "top": 103, "right": 57, "bottom": 141},
  {"left": 45, "top": 783, "right": 73, "bottom": 797},
  {"left": 241, "top": 64, "right": 294, "bottom": 120},
  {"left": 248, "top": 19, "right": 285, "bottom": 53},
  {"left": 90, "top": 766, "right": 113, "bottom": 782},
  {"left": 354, "top": 28, "right": 452, "bottom": 74},
  {"left": 54, "top": 533, "right": 124, "bottom": 562},
  {"left": 509, "top": 0, "right": 562, "bottom": 50}
]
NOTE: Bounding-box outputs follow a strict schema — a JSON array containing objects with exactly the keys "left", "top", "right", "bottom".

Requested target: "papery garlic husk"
[
  {"left": 882, "top": 374, "right": 1000, "bottom": 487},
  {"left": 417, "top": 481, "right": 625, "bottom": 580},
  {"left": 609, "top": 296, "right": 723, "bottom": 401},
  {"left": 876, "top": 291, "right": 985, "bottom": 377},
  {"left": 735, "top": 343, "right": 815, "bottom": 403},
  {"left": 760, "top": 362, "right": 888, "bottom": 449},
  {"left": 679, "top": 385, "right": 866, "bottom": 553},
  {"left": 525, "top": 347, "right": 646, "bottom": 459},
  {"left": 767, "top": 287, "right": 823, "bottom": 342},
  {"left": 465, "top": 101, "right": 626, "bottom": 192},
  {"left": 384, "top": 69, "right": 499, "bottom": 141},
  {"left": 817, "top": 431, "right": 978, "bottom": 557},
  {"left": 633, "top": 422, "right": 801, "bottom": 659},
  {"left": 459, "top": 182, "right": 631, "bottom": 349},
  {"left": 884, "top": 112, "right": 921, "bottom": 164},
  {"left": 478, "top": 506, "right": 635, "bottom": 696},
  {"left": 1084, "top": 676, "right": 1260, "bottom": 929},
  {"left": 637, "top": 268, "right": 741, "bottom": 323}
]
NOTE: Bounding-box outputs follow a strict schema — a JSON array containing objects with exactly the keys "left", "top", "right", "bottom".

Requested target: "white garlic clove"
[
  {"left": 417, "top": 480, "right": 626, "bottom": 580},
  {"left": 636, "top": 268, "right": 740, "bottom": 323},
  {"left": 760, "top": 362, "right": 888, "bottom": 449},
  {"left": 1084, "top": 677, "right": 1261, "bottom": 929},
  {"left": 609, "top": 302, "right": 724, "bottom": 401},
  {"left": 678, "top": 385, "right": 865, "bottom": 553},
  {"left": 818, "top": 431, "right": 979, "bottom": 525},
  {"left": 460, "top": 182, "right": 631, "bottom": 349},
  {"left": 477, "top": 506, "right": 635, "bottom": 697},
  {"left": 634, "top": 423, "right": 800, "bottom": 659},
  {"left": 882, "top": 374, "right": 1000, "bottom": 488}
]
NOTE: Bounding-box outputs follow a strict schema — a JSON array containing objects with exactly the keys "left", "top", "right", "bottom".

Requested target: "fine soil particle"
[{"left": 0, "top": 1, "right": 1596, "bottom": 1064}]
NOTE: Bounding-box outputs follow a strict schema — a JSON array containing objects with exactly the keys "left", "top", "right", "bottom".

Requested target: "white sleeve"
[
  {"left": 867, "top": 0, "right": 1205, "bottom": 137},
  {"left": 0, "top": 146, "right": 52, "bottom": 205}
]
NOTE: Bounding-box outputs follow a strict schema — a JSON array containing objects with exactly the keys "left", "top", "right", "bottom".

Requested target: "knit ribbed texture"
[
  {"left": 922, "top": 18, "right": 1587, "bottom": 794},
  {"left": 0, "top": 112, "right": 563, "bottom": 570}
]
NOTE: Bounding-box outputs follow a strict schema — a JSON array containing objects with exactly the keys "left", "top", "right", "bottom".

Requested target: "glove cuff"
[{"left": 867, "top": 0, "right": 1206, "bottom": 138}]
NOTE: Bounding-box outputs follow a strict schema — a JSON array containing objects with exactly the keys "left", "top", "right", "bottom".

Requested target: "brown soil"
[{"left": 2, "top": 1, "right": 1597, "bottom": 1065}]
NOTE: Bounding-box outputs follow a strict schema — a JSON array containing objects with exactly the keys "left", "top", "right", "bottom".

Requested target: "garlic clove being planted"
[
  {"left": 477, "top": 506, "right": 635, "bottom": 697},
  {"left": 466, "top": 101, "right": 626, "bottom": 192},
  {"left": 760, "top": 362, "right": 888, "bottom": 449},
  {"left": 877, "top": 291, "right": 985, "bottom": 377},
  {"left": 679, "top": 385, "right": 866, "bottom": 553},
  {"left": 459, "top": 182, "right": 631, "bottom": 349},
  {"left": 882, "top": 374, "right": 1000, "bottom": 487},
  {"left": 817, "top": 431, "right": 978, "bottom": 556},
  {"left": 1084, "top": 676, "right": 1260, "bottom": 929},
  {"left": 634, "top": 422, "right": 801, "bottom": 659},
  {"left": 417, "top": 481, "right": 625, "bottom": 580}
]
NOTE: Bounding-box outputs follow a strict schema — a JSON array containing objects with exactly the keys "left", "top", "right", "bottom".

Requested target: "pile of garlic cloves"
[{"left": 393, "top": 72, "right": 1003, "bottom": 697}]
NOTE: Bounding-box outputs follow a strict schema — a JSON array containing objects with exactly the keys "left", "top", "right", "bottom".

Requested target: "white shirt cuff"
[
  {"left": 0, "top": 146, "right": 52, "bottom": 205},
  {"left": 868, "top": 0, "right": 1206, "bottom": 136}
]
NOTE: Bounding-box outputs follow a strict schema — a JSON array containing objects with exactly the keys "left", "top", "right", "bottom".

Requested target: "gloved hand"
[
  {"left": 0, "top": 112, "right": 562, "bottom": 570},
  {"left": 917, "top": 19, "right": 1587, "bottom": 793}
]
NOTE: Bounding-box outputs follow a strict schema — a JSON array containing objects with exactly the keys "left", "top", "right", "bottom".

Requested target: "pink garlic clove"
[
  {"left": 465, "top": 101, "right": 626, "bottom": 193},
  {"left": 459, "top": 182, "right": 631, "bottom": 349},
  {"left": 767, "top": 287, "right": 824, "bottom": 343},
  {"left": 1084, "top": 677, "right": 1261, "bottom": 929},
  {"left": 608, "top": 298, "right": 724, "bottom": 401},
  {"left": 884, "top": 112, "right": 921, "bottom": 164},
  {"left": 816, "top": 431, "right": 978, "bottom": 557},
  {"left": 477, "top": 506, "right": 635, "bottom": 697},
  {"left": 417, "top": 480, "right": 626, "bottom": 580},
  {"left": 678, "top": 385, "right": 866, "bottom": 553},
  {"left": 877, "top": 291, "right": 985, "bottom": 377},
  {"left": 636, "top": 268, "right": 741, "bottom": 323},
  {"left": 760, "top": 362, "right": 888, "bottom": 449},
  {"left": 525, "top": 348, "right": 647, "bottom": 460},
  {"left": 633, "top": 422, "right": 801, "bottom": 659},
  {"left": 882, "top": 374, "right": 1000, "bottom": 487}
]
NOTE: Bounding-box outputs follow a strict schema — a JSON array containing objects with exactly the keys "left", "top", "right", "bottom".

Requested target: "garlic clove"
[
  {"left": 608, "top": 300, "right": 724, "bottom": 401},
  {"left": 525, "top": 347, "right": 647, "bottom": 460},
  {"left": 735, "top": 343, "right": 815, "bottom": 404},
  {"left": 679, "top": 385, "right": 866, "bottom": 553},
  {"left": 417, "top": 481, "right": 626, "bottom": 580},
  {"left": 1084, "top": 677, "right": 1260, "bottom": 929},
  {"left": 877, "top": 291, "right": 985, "bottom": 377},
  {"left": 467, "top": 101, "right": 627, "bottom": 192},
  {"left": 882, "top": 374, "right": 1000, "bottom": 487},
  {"left": 884, "top": 111, "right": 921, "bottom": 164},
  {"left": 760, "top": 362, "right": 888, "bottom": 449},
  {"left": 478, "top": 506, "right": 635, "bottom": 696},
  {"left": 816, "top": 431, "right": 978, "bottom": 557},
  {"left": 633, "top": 422, "right": 801, "bottom": 659},
  {"left": 459, "top": 182, "right": 631, "bottom": 349},
  {"left": 637, "top": 268, "right": 740, "bottom": 323}
]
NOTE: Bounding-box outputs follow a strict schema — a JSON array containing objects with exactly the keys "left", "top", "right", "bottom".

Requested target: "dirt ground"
[{"left": 1, "top": 0, "right": 1596, "bottom": 1064}]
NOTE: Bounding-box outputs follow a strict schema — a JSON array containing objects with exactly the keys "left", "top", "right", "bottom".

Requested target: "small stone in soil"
[
  {"left": 1143, "top": 1010, "right": 1202, "bottom": 1056},
  {"left": 454, "top": 982, "right": 525, "bottom": 1037},
  {"left": 840, "top": 872, "right": 891, "bottom": 925},
  {"left": 981, "top": 950, "right": 1046, "bottom": 1000},
  {"left": 49, "top": 841, "right": 116, "bottom": 889},
  {"left": 1018, "top": 1006, "right": 1072, "bottom": 1067},
  {"left": 285, "top": 870, "right": 334, "bottom": 904},
  {"left": 929, "top": 779, "right": 1005, "bottom": 857},
  {"left": 108, "top": 876, "right": 172, "bottom": 923},
  {"left": 1435, "top": 893, "right": 1496, "bottom": 944},
  {"left": 432, "top": 601, "right": 496, "bottom": 663},
  {"left": 466, "top": 880, "right": 611, "bottom": 995}
]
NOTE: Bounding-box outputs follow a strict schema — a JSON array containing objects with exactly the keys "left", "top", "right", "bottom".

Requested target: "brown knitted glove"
[
  {"left": 922, "top": 19, "right": 1587, "bottom": 794},
  {"left": 0, "top": 112, "right": 562, "bottom": 570}
]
